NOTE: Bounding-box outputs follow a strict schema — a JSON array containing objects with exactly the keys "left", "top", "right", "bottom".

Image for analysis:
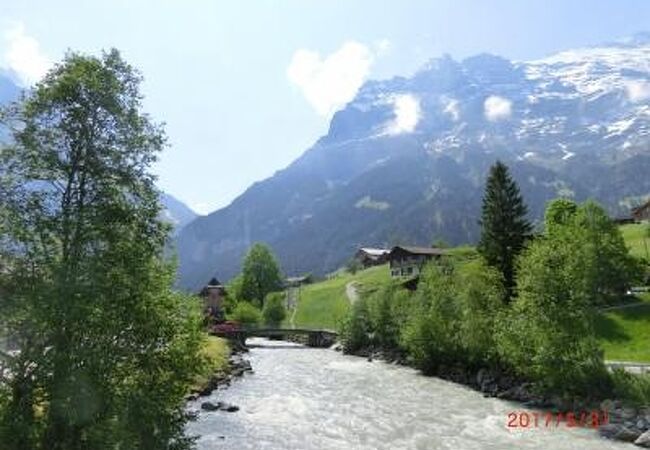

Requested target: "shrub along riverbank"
[{"left": 339, "top": 199, "right": 650, "bottom": 444}]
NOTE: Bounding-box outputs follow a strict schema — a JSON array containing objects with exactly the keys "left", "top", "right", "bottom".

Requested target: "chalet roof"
[
  {"left": 358, "top": 247, "right": 390, "bottom": 257},
  {"left": 632, "top": 199, "right": 650, "bottom": 214},
  {"left": 207, "top": 277, "right": 222, "bottom": 287},
  {"left": 389, "top": 245, "right": 448, "bottom": 257},
  {"left": 286, "top": 276, "right": 309, "bottom": 283}
]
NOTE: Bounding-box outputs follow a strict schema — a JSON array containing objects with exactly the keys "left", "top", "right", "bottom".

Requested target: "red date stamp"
[{"left": 506, "top": 410, "right": 609, "bottom": 429}]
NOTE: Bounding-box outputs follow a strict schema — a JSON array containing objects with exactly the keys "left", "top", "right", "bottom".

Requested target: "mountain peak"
[{"left": 174, "top": 37, "right": 650, "bottom": 289}]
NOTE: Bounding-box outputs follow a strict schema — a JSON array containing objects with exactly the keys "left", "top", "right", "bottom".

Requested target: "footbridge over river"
[{"left": 211, "top": 327, "right": 338, "bottom": 348}]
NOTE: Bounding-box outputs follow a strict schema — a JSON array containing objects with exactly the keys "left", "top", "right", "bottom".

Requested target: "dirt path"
[
  {"left": 599, "top": 302, "right": 646, "bottom": 312},
  {"left": 345, "top": 281, "right": 360, "bottom": 304},
  {"left": 286, "top": 287, "right": 298, "bottom": 329}
]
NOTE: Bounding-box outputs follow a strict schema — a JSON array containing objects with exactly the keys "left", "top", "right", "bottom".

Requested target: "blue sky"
[{"left": 1, "top": 0, "right": 649, "bottom": 214}]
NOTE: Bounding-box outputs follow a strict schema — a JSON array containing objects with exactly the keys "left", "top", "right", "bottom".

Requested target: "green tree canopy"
[
  {"left": 0, "top": 49, "right": 203, "bottom": 449},
  {"left": 240, "top": 243, "right": 283, "bottom": 307},
  {"left": 262, "top": 292, "right": 287, "bottom": 326},
  {"left": 230, "top": 302, "right": 262, "bottom": 327},
  {"left": 497, "top": 221, "right": 608, "bottom": 396},
  {"left": 477, "top": 161, "right": 532, "bottom": 301},
  {"left": 544, "top": 197, "right": 578, "bottom": 235},
  {"left": 498, "top": 199, "right": 642, "bottom": 395}
]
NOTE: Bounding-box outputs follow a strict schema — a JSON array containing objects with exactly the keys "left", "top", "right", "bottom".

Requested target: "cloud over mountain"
[
  {"left": 175, "top": 37, "right": 650, "bottom": 290},
  {"left": 287, "top": 41, "right": 373, "bottom": 117}
]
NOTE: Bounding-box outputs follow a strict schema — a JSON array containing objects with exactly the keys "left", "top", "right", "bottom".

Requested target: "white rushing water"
[{"left": 186, "top": 338, "right": 628, "bottom": 449}]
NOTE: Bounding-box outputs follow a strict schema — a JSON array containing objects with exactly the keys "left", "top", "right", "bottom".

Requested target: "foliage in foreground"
[
  {"left": 402, "top": 259, "right": 504, "bottom": 373},
  {"left": 0, "top": 50, "right": 204, "bottom": 449},
  {"left": 496, "top": 222, "right": 610, "bottom": 397},
  {"left": 610, "top": 370, "right": 650, "bottom": 406},
  {"left": 340, "top": 198, "right": 644, "bottom": 401}
]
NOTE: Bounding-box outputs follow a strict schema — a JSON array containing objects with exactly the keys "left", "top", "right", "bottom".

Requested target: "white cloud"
[
  {"left": 386, "top": 94, "right": 420, "bottom": 135},
  {"left": 443, "top": 98, "right": 460, "bottom": 121},
  {"left": 374, "top": 38, "right": 391, "bottom": 55},
  {"left": 3, "top": 22, "right": 51, "bottom": 85},
  {"left": 625, "top": 80, "right": 650, "bottom": 102},
  {"left": 287, "top": 41, "right": 373, "bottom": 117},
  {"left": 484, "top": 95, "right": 512, "bottom": 121}
]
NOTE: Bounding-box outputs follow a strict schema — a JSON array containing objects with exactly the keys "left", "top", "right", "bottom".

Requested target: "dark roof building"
[
  {"left": 285, "top": 275, "right": 312, "bottom": 287},
  {"left": 199, "top": 277, "right": 227, "bottom": 318},
  {"left": 387, "top": 246, "right": 448, "bottom": 278},
  {"left": 632, "top": 200, "right": 650, "bottom": 222},
  {"left": 354, "top": 247, "right": 390, "bottom": 268}
]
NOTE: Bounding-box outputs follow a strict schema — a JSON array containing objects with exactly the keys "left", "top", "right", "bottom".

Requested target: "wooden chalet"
[
  {"left": 632, "top": 200, "right": 650, "bottom": 222},
  {"left": 354, "top": 247, "right": 390, "bottom": 268},
  {"left": 387, "top": 245, "right": 448, "bottom": 278},
  {"left": 199, "top": 277, "right": 227, "bottom": 318}
]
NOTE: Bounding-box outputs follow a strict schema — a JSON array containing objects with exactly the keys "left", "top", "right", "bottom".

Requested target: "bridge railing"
[{"left": 238, "top": 326, "right": 337, "bottom": 335}]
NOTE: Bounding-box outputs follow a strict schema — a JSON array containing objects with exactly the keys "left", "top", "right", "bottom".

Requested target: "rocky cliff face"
[{"left": 176, "top": 36, "right": 650, "bottom": 289}]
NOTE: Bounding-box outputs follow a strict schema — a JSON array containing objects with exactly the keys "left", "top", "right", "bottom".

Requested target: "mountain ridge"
[{"left": 175, "top": 38, "right": 650, "bottom": 289}]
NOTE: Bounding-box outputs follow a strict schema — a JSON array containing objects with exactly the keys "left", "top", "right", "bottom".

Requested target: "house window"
[{"left": 407, "top": 267, "right": 413, "bottom": 275}]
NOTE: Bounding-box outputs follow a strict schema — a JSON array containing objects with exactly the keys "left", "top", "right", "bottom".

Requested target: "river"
[{"left": 186, "top": 338, "right": 628, "bottom": 449}]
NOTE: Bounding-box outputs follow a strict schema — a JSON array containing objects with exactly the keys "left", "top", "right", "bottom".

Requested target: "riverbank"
[
  {"left": 187, "top": 336, "right": 252, "bottom": 400},
  {"left": 342, "top": 345, "right": 650, "bottom": 447}
]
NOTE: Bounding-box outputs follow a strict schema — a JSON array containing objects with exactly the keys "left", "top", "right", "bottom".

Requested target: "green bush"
[
  {"left": 401, "top": 264, "right": 460, "bottom": 373},
  {"left": 611, "top": 370, "right": 650, "bottom": 406},
  {"left": 496, "top": 227, "right": 609, "bottom": 397},
  {"left": 262, "top": 292, "right": 286, "bottom": 326},
  {"left": 365, "top": 283, "right": 411, "bottom": 350},
  {"left": 230, "top": 302, "right": 262, "bottom": 327},
  {"left": 455, "top": 259, "right": 504, "bottom": 365},
  {"left": 339, "top": 298, "right": 370, "bottom": 353}
]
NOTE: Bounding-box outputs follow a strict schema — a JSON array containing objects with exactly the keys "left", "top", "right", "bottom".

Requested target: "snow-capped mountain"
[{"left": 173, "top": 37, "right": 650, "bottom": 287}]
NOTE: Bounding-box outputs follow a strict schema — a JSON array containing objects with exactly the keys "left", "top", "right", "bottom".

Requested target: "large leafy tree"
[
  {"left": 498, "top": 199, "right": 642, "bottom": 396},
  {"left": 496, "top": 230, "right": 609, "bottom": 397},
  {"left": 240, "top": 243, "right": 283, "bottom": 307},
  {"left": 0, "top": 50, "right": 204, "bottom": 449},
  {"left": 547, "top": 199, "right": 643, "bottom": 304},
  {"left": 477, "top": 161, "right": 532, "bottom": 300}
]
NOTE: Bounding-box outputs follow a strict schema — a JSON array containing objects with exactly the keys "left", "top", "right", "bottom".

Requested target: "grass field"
[
  {"left": 291, "top": 264, "right": 391, "bottom": 330},
  {"left": 596, "top": 293, "right": 650, "bottom": 363},
  {"left": 191, "top": 335, "right": 229, "bottom": 392},
  {"left": 620, "top": 223, "right": 650, "bottom": 260},
  {"left": 291, "top": 228, "right": 647, "bottom": 354}
]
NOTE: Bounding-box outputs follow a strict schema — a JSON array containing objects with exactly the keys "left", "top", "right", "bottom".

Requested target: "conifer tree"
[{"left": 477, "top": 161, "right": 532, "bottom": 300}]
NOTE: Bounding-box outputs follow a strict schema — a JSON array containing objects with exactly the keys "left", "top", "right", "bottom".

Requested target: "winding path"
[{"left": 345, "top": 281, "right": 360, "bottom": 304}]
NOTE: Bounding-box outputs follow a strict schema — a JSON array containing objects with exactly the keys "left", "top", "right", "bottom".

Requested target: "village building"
[
  {"left": 285, "top": 275, "right": 312, "bottom": 287},
  {"left": 632, "top": 200, "right": 650, "bottom": 222},
  {"left": 199, "top": 277, "right": 227, "bottom": 319},
  {"left": 387, "top": 245, "right": 448, "bottom": 278},
  {"left": 354, "top": 247, "right": 390, "bottom": 269}
]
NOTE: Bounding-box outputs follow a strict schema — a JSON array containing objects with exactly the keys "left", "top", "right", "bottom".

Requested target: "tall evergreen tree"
[{"left": 477, "top": 161, "right": 532, "bottom": 300}]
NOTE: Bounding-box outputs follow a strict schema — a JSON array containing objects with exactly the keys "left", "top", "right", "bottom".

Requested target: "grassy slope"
[
  {"left": 620, "top": 223, "right": 650, "bottom": 260},
  {"left": 595, "top": 225, "right": 649, "bottom": 362},
  {"left": 596, "top": 293, "right": 650, "bottom": 363},
  {"left": 291, "top": 264, "right": 391, "bottom": 330},
  {"left": 291, "top": 230, "right": 649, "bottom": 360}
]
